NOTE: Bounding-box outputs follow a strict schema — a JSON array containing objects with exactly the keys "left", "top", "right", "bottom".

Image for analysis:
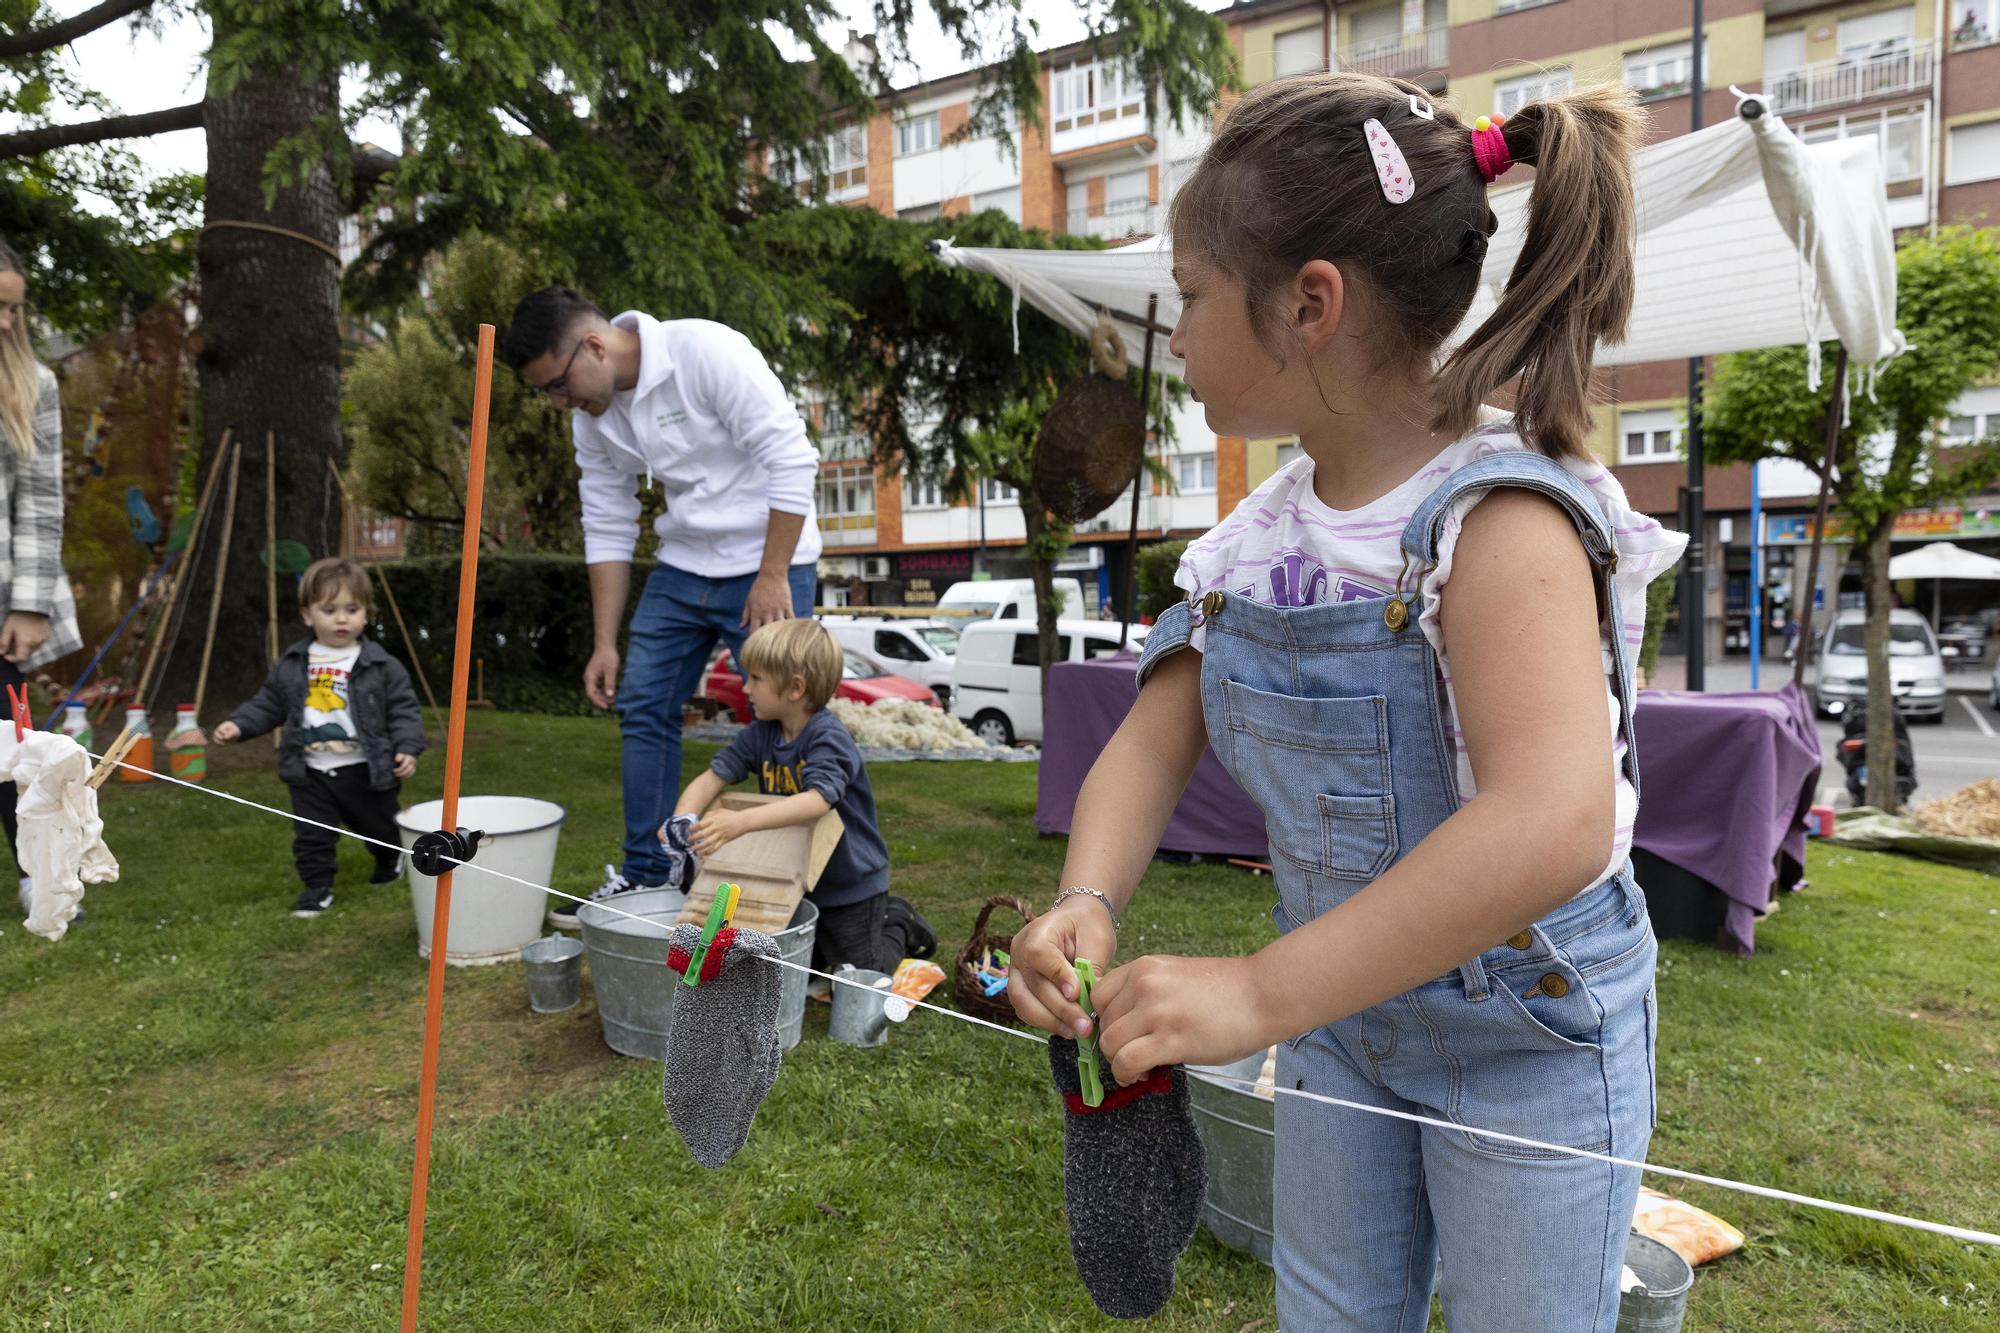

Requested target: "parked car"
[
  {"left": 1812, "top": 608, "right": 1947, "bottom": 721},
  {"left": 936, "top": 577, "right": 1087, "bottom": 624},
  {"left": 950, "top": 618, "right": 1148, "bottom": 746},
  {"left": 701, "top": 645, "right": 939, "bottom": 724},
  {"left": 822, "top": 616, "right": 958, "bottom": 706}
]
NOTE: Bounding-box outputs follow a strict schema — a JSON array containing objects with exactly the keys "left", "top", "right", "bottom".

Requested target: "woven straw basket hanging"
[{"left": 1032, "top": 313, "right": 1145, "bottom": 524}]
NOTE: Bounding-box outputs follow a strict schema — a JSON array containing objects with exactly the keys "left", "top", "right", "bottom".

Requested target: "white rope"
[{"left": 82, "top": 748, "right": 2000, "bottom": 1247}]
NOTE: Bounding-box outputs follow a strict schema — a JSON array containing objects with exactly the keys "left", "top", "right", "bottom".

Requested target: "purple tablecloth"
[
  {"left": 1632, "top": 683, "right": 1823, "bottom": 954},
  {"left": 1035, "top": 656, "right": 1269, "bottom": 858}
]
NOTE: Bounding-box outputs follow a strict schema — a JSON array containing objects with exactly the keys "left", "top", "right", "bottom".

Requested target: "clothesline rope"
[{"left": 74, "top": 744, "right": 2000, "bottom": 1249}]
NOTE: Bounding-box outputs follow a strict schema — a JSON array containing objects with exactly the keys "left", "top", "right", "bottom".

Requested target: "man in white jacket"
[{"left": 503, "top": 287, "right": 822, "bottom": 924}]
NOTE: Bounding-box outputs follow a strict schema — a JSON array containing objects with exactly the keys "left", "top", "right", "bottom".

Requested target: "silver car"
[{"left": 1813, "top": 608, "right": 1948, "bottom": 721}]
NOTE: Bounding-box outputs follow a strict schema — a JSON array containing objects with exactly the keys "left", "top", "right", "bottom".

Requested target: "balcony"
[
  {"left": 1066, "top": 200, "right": 1161, "bottom": 240},
  {"left": 1762, "top": 40, "right": 1934, "bottom": 118},
  {"left": 1336, "top": 25, "right": 1448, "bottom": 81}
]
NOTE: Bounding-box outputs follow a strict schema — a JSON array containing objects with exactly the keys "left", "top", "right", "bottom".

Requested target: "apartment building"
[{"left": 807, "top": 5, "right": 2000, "bottom": 632}]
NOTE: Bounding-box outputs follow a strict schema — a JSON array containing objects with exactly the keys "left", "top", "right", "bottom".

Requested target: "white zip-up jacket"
[{"left": 575, "top": 312, "right": 823, "bottom": 576}]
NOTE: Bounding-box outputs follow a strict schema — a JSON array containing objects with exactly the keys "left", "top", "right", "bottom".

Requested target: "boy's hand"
[
  {"left": 689, "top": 808, "right": 750, "bottom": 856},
  {"left": 212, "top": 720, "right": 240, "bottom": 744},
  {"left": 393, "top": 753, "right": 417, "bottom": 779}
]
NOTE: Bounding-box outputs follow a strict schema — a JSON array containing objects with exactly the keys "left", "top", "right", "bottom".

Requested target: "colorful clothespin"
[
  {"left": 1074, "top": 958, "right": 1105, "bottom": 1108},
  {"left": 681, "top": 881, "right": 741, "bottom": 988},
  {"left": 7, "top": 683, "right": 29, "bottom": 742},
  {"left": 86, "top": 726, "right": 142, "bottom": 790}
]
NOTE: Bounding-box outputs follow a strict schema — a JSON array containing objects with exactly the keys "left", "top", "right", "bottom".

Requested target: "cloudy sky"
[{"left": 43, "top": 0, "right": 1185, "bottom": 180}]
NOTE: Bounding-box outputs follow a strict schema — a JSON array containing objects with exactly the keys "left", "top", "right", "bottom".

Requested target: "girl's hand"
[
  {"left": 1007, "top": 898, "right": 1118, "bottom": 1039},
  {"left": 392, "top": 753, "right": 417, "bottom": 779},
  {"left": 689, "top": 809, "right": 749, "bottom": 856},
  {"left": 1091, "top": 954, "right": 1277, "bottom": 1086},
  {"left": 212, "top": 720, "right": 240, "bottom": 744},
  {"left": 0, "top": 611, "right": 48, "bottom": 662}
]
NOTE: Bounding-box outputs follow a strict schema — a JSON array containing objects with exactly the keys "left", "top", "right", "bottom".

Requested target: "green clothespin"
[
  {"left": 1074, "top": 958, "right": 1105, "bottom": 1108},
  {"left": 681, "top": 882, "right": 741, "bottom": 988}
]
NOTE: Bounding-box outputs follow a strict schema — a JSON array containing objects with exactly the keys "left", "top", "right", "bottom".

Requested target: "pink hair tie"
[{"left": 1471, "top": 114, "right": 1512, "bottom": 184}]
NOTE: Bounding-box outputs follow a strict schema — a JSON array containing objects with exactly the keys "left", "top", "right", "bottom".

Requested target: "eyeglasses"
[{"left": 526, "top": 339, "right": 585, "bottom": 399}]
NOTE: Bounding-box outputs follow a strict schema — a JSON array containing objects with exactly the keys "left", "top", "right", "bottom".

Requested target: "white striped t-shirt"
[{"left": 1175, "top": 421, "right": 1688, "bottom": 887}]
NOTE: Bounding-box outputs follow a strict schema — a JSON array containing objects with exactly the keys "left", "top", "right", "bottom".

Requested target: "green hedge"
[
  {"left": 370, "top": 556, "right": 655, "bottom": 715},
  {"left": 1135, "top": 539, "right": 1189, "bottom": 622}
]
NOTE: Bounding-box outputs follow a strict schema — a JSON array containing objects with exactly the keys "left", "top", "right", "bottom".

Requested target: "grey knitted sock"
[
  {"left": 1047, "top": 1036, "right": 1208, "bottom": 1319},
  {"left": 662, "top": 923, "right": 783, "bottom": 1168}
]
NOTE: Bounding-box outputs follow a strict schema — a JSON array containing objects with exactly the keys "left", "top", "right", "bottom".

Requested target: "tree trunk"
[
  {"left": 163, "top": 28, "right": 344, "bottom": 717},
  {"left": 1861, "top": 521, "right": 1900, "bottom": 812},
  {"left": 1023, "top": 501, "right": 1061, "bottom": 696}
]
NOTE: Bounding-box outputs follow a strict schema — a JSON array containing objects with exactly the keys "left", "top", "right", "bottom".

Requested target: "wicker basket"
[
  {"left": 1033, "top": 375, "right": 1145, "bottom": 523},
  {"left": 953, "top": 895, "right": 1037, "bottom": 1026}
]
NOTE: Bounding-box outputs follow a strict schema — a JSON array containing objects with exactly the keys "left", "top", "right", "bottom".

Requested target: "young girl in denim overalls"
[{"left": 1010, "top": 75, "right": 1688, "bottom": 1331}]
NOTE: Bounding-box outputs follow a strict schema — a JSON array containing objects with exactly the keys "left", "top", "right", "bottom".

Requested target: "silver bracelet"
[{"left": 1052, "top": 885, "right": 1121, "bottom": 932}]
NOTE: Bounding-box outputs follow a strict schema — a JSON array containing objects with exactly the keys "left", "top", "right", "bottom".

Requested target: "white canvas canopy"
[
  {"left": 932, "top": 102, "right": 1904, "bottom": 381},
  {"left": 1888, "top": 542, "right": 2000, "bottom": 581}
]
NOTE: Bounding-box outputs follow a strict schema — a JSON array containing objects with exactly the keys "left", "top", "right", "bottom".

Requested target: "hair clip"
[
  {"left": 1408, "top": 94, "right": 1435, "bottom": 121},
  {"left": 1363, "top": 118, "right": 1414, "bottom": 205},
  {"left": 1472, "top": 114, "right": 1513, "bottom": 184}
]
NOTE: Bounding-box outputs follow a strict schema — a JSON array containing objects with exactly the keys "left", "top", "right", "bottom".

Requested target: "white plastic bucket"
[{"left": 399, "top": 796, "right": 566, "bottom": 966}]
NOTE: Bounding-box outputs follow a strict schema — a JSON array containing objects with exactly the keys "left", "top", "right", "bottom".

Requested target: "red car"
[{"left": 701, "top": 645, "right": 940, "bottom": 724}]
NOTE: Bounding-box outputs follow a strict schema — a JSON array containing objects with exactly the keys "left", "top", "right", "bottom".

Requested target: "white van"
[
  {"left": 951, "top": 618, "right": 1148, "bottom": 746},
  {"left": 822, "top": 617, "right": 959, "bottom": 705},
  {"left": 937, "top": 577, "right": 1088, "bottom": 624}
]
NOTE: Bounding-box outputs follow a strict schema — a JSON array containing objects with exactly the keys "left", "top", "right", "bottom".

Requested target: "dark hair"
[
  {"left": 500, "top": 285, "right": 606, "bottom": 371},
  {"left": 297, "top": 557, "right": 373, "bottom": 616},
  {"left": 1167, "top": 73, "right": 1642, "bottom": 460}
]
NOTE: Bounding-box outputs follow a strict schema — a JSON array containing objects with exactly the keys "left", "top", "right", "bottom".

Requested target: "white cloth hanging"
[{"left": 1, "top": 730, "right": 119, "bottom": 940}]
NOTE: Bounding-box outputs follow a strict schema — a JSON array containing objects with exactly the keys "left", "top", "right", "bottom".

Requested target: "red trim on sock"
[
  {"left": 699, "top": 926, "right": 737, "bottom": 984},
  {"left": 1064, "top": 1067, "right": 1171, "bottom": 1115},
  {"left": 667, "top": 944, "right": 693, "bottom": 976}
]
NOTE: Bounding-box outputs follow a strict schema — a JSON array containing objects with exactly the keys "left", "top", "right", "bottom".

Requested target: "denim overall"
[{"left": 1137, "top": 452, "right": 1658, "bottom": 1333}]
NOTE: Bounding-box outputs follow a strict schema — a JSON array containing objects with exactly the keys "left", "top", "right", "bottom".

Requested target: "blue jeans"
[{"left": 615, "top": 562, "right": 816, "bottom": 884}]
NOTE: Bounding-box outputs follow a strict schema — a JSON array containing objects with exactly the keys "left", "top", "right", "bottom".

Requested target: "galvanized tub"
[
  {"left": 520, "top": 934, "right": 584, "bottom": 1013},
  {"left": 1187, "top": 1052, "right": 1275, "bottom": 1265},
  {"left": 579, "top": 889, "right": 818, "bottom": 1059}
]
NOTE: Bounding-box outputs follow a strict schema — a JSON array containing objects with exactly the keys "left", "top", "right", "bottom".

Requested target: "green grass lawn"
[{"left": 1, "top": 711, "right": 1995, "bottom": 1330}]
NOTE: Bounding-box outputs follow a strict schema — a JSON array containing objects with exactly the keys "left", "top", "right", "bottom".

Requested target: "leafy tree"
[{"left": 1704, "top": 227, "right": 2000, "bottom": 810}]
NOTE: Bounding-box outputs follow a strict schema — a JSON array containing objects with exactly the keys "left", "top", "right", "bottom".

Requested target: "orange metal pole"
[{"left": 400, "top": 324, "right": 495, "bottom": 1331}]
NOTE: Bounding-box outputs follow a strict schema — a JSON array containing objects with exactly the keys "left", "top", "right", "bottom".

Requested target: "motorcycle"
[{"left": 1837, "top": 700, "right": 1917, "bottom": 807}]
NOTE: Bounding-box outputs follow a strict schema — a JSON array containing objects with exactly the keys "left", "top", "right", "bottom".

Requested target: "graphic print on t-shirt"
[
  {"left": 1236, "top": 547, "right": 1390, "bottom": 608},
  {"left": 302, "top": 645, "right": 365, "bottom": 769}
]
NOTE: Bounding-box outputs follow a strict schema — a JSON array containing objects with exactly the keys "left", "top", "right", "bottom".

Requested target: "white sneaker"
[{"left": 548, "top": 864, "right": 658, "bottom": 930}]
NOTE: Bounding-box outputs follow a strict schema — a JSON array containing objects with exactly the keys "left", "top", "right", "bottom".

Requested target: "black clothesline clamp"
[{"left": 409, "top": 827, "right": 485, "bottom": 877}]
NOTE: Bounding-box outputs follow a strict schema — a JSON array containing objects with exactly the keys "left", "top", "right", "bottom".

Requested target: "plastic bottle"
[
  {"left": 166, "top": 704, "right": 207, "bottom": 784},
  {"left": 58, "top": 702, "right": 91, "bottom": 753},
  {"left": 117, "top": 705, "right": 155, "bottom": 783}
]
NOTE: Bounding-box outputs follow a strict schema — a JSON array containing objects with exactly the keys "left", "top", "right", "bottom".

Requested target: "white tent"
[
  {"left": 932, "top": 102, "right": 1904, "bottom": 385},
  {"left": 1887, "top": 542, "right": 2000, "bottom": 582}
]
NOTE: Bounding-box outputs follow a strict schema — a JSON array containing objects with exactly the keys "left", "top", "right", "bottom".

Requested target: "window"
[
  {"left": 1066, "top": 180, "right": 1089, "bottom": 216},
  {"left": 904, "top": 477, "right": 948, "bottom": 509},
  {"left": 1837, "top": 7, "right": 1914, "bottom": 56},
  {"left": 1495, "top": 68, "right": 1572, "bottom": 118},
  {"left": 1948, "top": 119, "right": 2000, "bottom": 185},
  {"left": 1273, "top": 25, "right": 1322, "bottom": 79},
  {"left": 1012, "top": 633, "right": 1071, "bottom": 666},
  {"left": 899, "top": 203, "right": 942, "bottom": 222},
  {"left": 1083, "top": 636, "right": 1131, "bottom": 660},
  {"left": 1350, "top": 5, "right": 1399, "bottom": 46},
  {"left": 1763, "top": 29, "right": 1806, "bottom": 73},
  {"left": 1955, "top": 2, "right": 2000, "bottom": 50},
  {"left": 1801, "top": 104, "right": 1930, "bottom": 194},
  {"left": 982, "top": 478, "right": 1018, "bottom": 504},
  {"left": 817, "top": 472, "right": 875, "bottom": 522},
  {"left": 1623, "top": 41, "right": 1701, "bottom": 100},
  {"left": 972, "top": 186, "right": 1022, "bottom": 222},
  {"left": 895, "top": 113, "right": 939, "bottom": 157},
  {"left": 1275, "top": 441, "right": 1306, "bottom": 469},
  {"left": 875, "top": 631, "right": 923, "bottom": 662},
  {"left": 841, "top": 650, "right": 886, "bottom": 680},
  {"left": 1173, "top": 452, "right": 1217, "bottom": 493},
  {"left": 1050, "top": 58, "right": 1143, "bottom": 131},
  {"left": 918, "top": 625, "right": 960, "bottom": 654},
  {"left": 1942, "top": 388, "right": 2000, "bottom": 444},
  {"left": 791, "top": 124, "right": 869, "bottom": 197},
  {"left": 1494, "top": 0, "right": 1562, "bottom": 13},
  {"left": 1619, "top": 408, "right": 1682, "bottom": 464},
  {"left": 1105, "top": 169, "right": 1149, "bottom": 221}
]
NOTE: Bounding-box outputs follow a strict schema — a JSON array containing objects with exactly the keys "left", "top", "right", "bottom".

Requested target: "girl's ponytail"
[{"left": 1432, "top": 84, "right": 1644, "bottom": 460}]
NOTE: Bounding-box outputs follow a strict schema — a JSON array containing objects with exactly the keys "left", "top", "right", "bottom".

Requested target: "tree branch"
[
  {"left": 0, "top": 100, "right": 203, "bottom": 160},
  {"left": 0, "top": 0, "right": 155, "bottom": 61}
]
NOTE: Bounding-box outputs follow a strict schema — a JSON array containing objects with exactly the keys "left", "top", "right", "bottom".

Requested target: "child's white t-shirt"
[
  {"left": 300, "top": 642, "right": 367, "bottom": 773},
  {"left": 1174, "top": 419, "right": 1688, "bottom": 886}
]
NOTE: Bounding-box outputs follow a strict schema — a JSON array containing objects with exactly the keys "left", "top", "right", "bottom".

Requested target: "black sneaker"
[
  {"left": 548, "top": 865, "right": 661, "bottom": 930},
  {"left": 292, "top": 886, "right": 334, "bottom": 918},
  {"left": 885, "top": 895, "right": 938, "bottom": 960},
  {"left": 370, "top": 855, "right": 405, "bottom": 885}
]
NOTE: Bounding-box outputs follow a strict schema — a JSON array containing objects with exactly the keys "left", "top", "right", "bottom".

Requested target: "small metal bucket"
[
  {"left": 520, "top": 934, "right": 584, "bottom": 1013},
  {"left": 1616, "top": 1232, "right": 1694, "bottom": 1331},
  {"left": 828, "top": 966, "right": 895, "bottom": 1047}
]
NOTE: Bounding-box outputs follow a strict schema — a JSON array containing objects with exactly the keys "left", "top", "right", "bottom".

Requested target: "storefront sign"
[
  {"left": 1764, "top": 498, "right": 2000, "bottom": 546},
  {"left": 896, "top": 550, "right": 972, "bottom": 578}
]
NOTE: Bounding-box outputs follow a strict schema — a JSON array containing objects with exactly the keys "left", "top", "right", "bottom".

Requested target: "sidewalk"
[{"left": 1648, "top": 654, "right": 1988, "bottom": 694}]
